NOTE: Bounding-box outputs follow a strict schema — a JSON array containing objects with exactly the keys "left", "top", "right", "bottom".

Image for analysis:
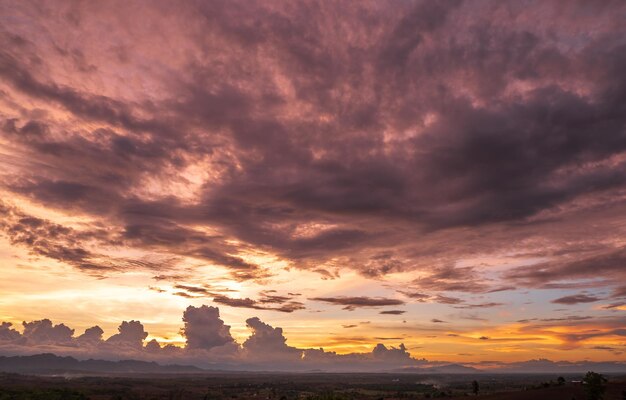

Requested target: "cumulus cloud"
[
  {"left": 76, "top": 326, "right": 104, "bottom": 345},
  {"left": 105, "top": 321, "right": 148, "bottom": 350},
  {"left": 0, "top": 305, "right": 425, "bottom": 370},
  {"left": 0, "top": 323, "right": 23, "bottom": 343},
  {"left": 181, "top": 305, "right": 235, "bottom": 350},
  {"left": 243, "top": 317, "right": 301, "bottom": 361},
  {"left": 22, "top": 319, "right": 74, "bottom": 345},
  {"left": 372, "top": 343, "right": 412, "bottom": 363},
  {"left": 144, "top": 339, "right": 161, "bottom": 353},
  {"left": 0, "top": 304, "right": 625, "bottom": 371}
]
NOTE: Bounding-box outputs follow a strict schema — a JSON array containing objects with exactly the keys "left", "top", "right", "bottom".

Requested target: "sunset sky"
[{"left": 0, "top": 0, "right": 625, "bottom": 369}]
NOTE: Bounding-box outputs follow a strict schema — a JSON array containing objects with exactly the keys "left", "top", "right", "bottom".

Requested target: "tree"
[
  {"left": 471, "top": 380, "right": 479, "bottom": 396},
  {"left": 583, "top": 371, "right": 607, "bottom": 400},
  {"left": 557, "top": 376, "right": 566, "bottom": 385}
]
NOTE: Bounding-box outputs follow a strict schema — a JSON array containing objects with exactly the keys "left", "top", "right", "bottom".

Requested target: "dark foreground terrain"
[{"left": 0, "top": 372, "right": 624, "bottom": 400}]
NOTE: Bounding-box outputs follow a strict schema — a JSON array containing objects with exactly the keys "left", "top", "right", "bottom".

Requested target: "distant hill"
[
  {"left": 394, "top": 364, "right": 480, "bottom": 374},
  {"left": 494, "top": 359, "right": 626, "bottom": 374},
  {"left": 0, "top": 353, "right": 203, "bottom": 375},
  {"left": 2, "top": 353, "right": 625, "bottom": 375},
  {"left": 394, "top": 359, "right": 626, "bottom": 374}
]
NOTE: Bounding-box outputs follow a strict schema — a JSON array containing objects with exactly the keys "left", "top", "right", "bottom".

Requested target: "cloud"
[
  {"left": 612, "top": 286, "right": 626, "bottom": 298},
  {"left": 76, "top": 326, "right": 104, "bottom": 345},
  {"left": 242, "top": 317, "right": 301, "bottom": 361},
  {"left": 379, "top": 310, "right": 406, "bottom": 315},
  {"left": 432, "top": 295, "right": 464, "bottom": 305},
  {"left": 1, "top": 305, "right": 625, "bottom": 371},
  {"left": 181, "top": 305, "right": 235, "bottom": 350},
  {"left": 0, "top": 0, "right": 622, "bottom": 299},
  {"left": 174, "top": 284, "right": 211, "bottom": 295},
  {"left": 22, "top": 319, "right": 74, "bottom": 345},
  {"left": 105, "top": 321, "right": 148, "bottom": 350},
  {"left": 145, "top": 339, "right": 161, "bottom": 353},
  {"left": 372, "top": 343, "right": 412, "bottom": 363},
  {"left": 398, "top": 291, "right": 464, "bottom": 305},
  {"left": 552, "top": 294, "right": 602, "bottom": 305},
  {"left": 411, "top": 266, "right": 490, "bottom": 293},
  {"left": 506, "top": 248, "right": 626, "bottom": 289},
  {"left": 398, "top": 291, "right": 430, "bottom": 301},
  {"left": 310, "top": 296, "right": 405, "bottom": 311},
  {"left": 453, "top": 302, "right": 504, "bottom": 309},
  {"left": 211, "top": 294, "right": 305, "bottom": 313},
  {"left": 603, "top": 301, "right": 626, "bottom": 310},
  {"left": 0, "top": 323, "right": 23, "bottom": 343}
]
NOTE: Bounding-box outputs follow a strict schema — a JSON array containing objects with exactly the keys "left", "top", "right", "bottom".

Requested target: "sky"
[{"left": 0, "top": 0, "right": 625, "bottom": 370}]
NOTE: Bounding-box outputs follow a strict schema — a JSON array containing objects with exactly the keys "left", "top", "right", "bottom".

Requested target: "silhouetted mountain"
[{"left": 0, "top": 353, "right": 203, "bottom": 374}]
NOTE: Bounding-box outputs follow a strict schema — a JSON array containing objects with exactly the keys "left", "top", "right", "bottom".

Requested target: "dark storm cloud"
[{"left": 0, "top": 0, "right": 625, "bottom": 302}]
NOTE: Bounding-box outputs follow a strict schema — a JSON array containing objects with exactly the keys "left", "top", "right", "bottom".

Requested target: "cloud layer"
[
  {"left": 0, "top": 306, "right": 424, "bottom": 371},
  {"left": 1, "top": 305, "right": 625, "bottom": 372},
  {"left": 0, "top": 0, "right": 624, "bottom": 285}
]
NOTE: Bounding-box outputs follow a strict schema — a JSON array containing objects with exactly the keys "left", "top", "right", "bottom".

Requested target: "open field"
[{"left": 0, "top": 372, "right": 625, "bottom": 400}]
